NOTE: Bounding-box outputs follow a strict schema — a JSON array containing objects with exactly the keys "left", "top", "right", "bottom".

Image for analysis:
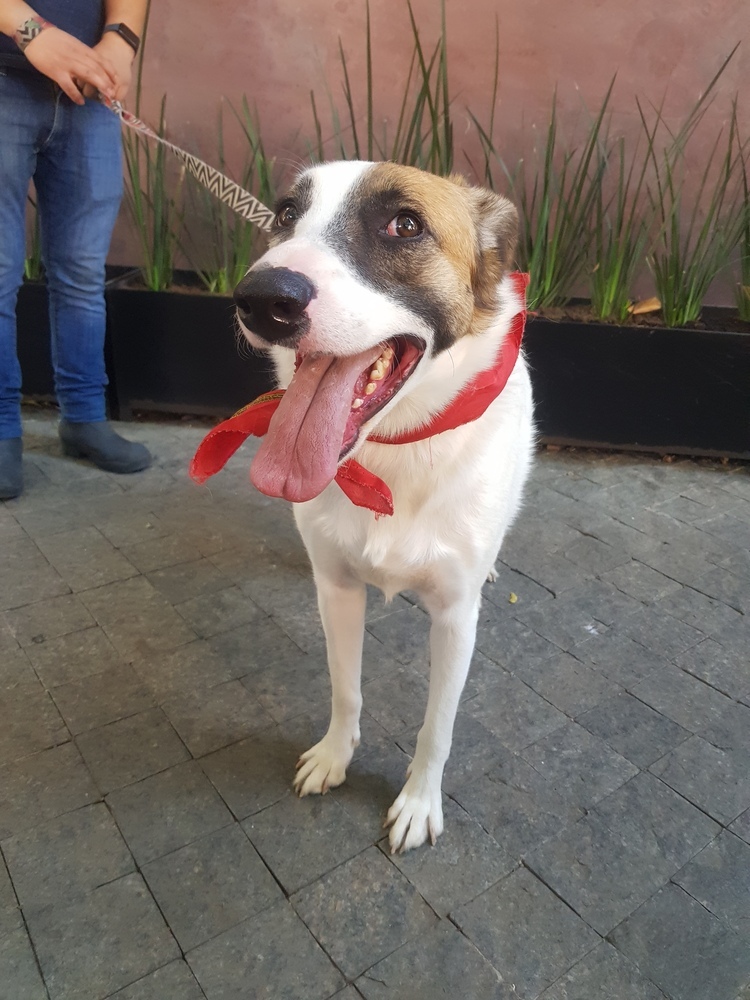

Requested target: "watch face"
[{"left": 106, "top": 23, "right": 140, "bottom": 53}]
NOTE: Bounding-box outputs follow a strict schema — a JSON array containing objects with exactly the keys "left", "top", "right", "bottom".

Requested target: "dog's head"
[{"left": 234, "top": 161, "right": 518, "bottom": 503}]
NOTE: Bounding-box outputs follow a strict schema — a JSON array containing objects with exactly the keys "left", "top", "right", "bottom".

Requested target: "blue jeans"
[{"left": 0, "top": 67, "right": 123, "bottom": 440}]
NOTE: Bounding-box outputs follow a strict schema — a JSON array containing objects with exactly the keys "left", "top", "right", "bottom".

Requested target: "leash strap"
[{"left": 100, "top": 95, "right": 276, "bottom": 233}]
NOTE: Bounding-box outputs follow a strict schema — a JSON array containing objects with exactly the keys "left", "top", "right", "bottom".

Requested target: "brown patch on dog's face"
[{"left": 320, "top": 163, "right": 518, "bottom": 353}]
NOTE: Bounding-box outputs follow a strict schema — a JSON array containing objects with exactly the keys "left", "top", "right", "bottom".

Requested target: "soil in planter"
[{"left": 538, "top": 301, "right": 750, "bottom": 333}]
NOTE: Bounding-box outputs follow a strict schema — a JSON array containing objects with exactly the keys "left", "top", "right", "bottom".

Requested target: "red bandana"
[{"left": 190, "top": 272, "right": 528, "bottom": 516}]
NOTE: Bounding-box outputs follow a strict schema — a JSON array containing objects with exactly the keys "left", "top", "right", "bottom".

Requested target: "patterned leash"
[{"left": 100, "top": 95, "right": 276, "bottom": 233}]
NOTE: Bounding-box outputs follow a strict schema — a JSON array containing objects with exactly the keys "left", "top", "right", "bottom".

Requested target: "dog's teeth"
[
  {"left": 369, "top": 365, "right": 385, "bottom": 381},
  {"left": 365, "top": 382, "right": 377, "bottom": 395},
  {"left": 352, "top": 398, "right": 363, "bottom": 409}
]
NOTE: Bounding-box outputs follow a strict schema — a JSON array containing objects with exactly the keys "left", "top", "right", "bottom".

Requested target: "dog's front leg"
[
  {"left": 386, "top": 595, "right": 480, "bottom": 853},
  {"left": 293, "top": 573, "right": 366, "bottom": 796}
]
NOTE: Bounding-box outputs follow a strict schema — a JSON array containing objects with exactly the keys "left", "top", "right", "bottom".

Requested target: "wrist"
[
  {"left": 14, "top": 15, "right": 53, "bottom": 52},
  {"left": 101, "top": 22, "right": 139, "bottom": 56}
]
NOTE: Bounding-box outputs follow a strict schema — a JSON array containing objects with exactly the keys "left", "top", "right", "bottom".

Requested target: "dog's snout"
[{"left": 234, "top": 267, "right": 316, "bottom": 344}]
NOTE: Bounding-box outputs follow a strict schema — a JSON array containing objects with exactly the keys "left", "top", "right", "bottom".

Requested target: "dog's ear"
[
  {"left": 469, "top": 188, "right": 518, "bottom": 273},
  {"left": 466, "top": 187, "right": 519, "bottom": 315}
]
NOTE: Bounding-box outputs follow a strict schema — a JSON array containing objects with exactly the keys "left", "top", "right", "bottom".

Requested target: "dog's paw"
[
  {"left": 385, "top": 772, "right": 444, "bottom": 853},
  {"left": 486, "top": 563, "right": 499, "bottom": 583},
  {"left": 293, "top": 736, "right": 354, "bottom": 797}
]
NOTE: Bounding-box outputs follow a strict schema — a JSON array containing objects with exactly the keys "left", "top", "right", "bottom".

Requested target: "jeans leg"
[
  {"left": 0, "top": 70, "right": 50, "bottom": 440},
  {"left": 35, "top": 94, "right": 123, "bottom": 424}
]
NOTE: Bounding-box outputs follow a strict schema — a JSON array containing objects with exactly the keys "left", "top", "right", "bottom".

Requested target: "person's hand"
[
  {"left": 22, "top": 25, "right": 117, "bottom": 104},
  {"left": 83, "top": 31, "right": 136, "bottom": 102}
]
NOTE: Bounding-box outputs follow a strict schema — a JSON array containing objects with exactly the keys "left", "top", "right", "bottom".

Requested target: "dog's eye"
[
  {"left": 276, "top": 203, "right": 299, "bottom": 228},
  {"left": 384, "top": 213, "right": 423, "bottom": 239}
]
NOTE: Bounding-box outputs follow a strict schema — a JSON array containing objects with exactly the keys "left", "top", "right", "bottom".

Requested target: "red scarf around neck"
[{"left": 190, "top": 271, "right": 528, "bottom": 516}]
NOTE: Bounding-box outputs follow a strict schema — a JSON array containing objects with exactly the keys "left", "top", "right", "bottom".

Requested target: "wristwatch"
[{"left": 102, "top": 22, "right": 140, "bottom": 54}]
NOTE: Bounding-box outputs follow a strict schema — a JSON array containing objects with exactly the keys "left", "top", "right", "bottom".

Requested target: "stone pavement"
[{"left": 1, "top": 407, "right": 749, "bottom": 1000}]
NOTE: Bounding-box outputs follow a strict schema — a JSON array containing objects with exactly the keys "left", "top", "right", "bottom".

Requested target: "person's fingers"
[{"left": 57, "top": 73, "right": 86, "bottom": 105}]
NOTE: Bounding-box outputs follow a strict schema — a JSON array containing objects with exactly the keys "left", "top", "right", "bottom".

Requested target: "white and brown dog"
[{"left": 231, "top": 161, "right": 534, "bottom": 853}]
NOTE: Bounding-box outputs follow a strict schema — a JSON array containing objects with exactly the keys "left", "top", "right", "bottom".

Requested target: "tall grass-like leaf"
[
  {"left": 182, "top": 99, "right": 276, "bottom": 294},
  {"left": 642, "top": 51, "right": 744, "bottom": 327},
  {"left": 122, "top": 95, "right": 185, "bottom": 291},
  {"left": 308, "top": 0, "right": 454, "bottom": 176},
  {"left": 734, "top": 103, "right": 750, "bottom": 321},
  {"left": 24, "top": 195, "right": 43, "bottom": 281}
]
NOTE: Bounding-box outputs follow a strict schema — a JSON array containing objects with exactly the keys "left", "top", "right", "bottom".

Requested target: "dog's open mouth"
[{"left": 250, "top": 335, "right": 424, "bottom": 503}]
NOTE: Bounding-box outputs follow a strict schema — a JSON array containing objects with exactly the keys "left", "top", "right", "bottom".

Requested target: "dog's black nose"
[{"left": 234, "top": 267, "right": 316, "bottom": 344}]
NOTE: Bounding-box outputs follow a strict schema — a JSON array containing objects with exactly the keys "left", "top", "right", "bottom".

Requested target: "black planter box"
[
  {"left": 18, "top": 279, "right": 54, "bottom": 401},
  {"left": 105, "top": 271, "right": 274, "bottom": 420},
  {"left": 524, "top": 311, "right": 750, "bottom": 460}
]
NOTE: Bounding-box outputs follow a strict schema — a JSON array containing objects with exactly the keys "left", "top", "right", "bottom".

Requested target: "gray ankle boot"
[
  {"left": 0, "top": 437, "right": 23, "bottom": 499},
  {"left": 59, "top": 420, "right": 152, "bottom": 474}
]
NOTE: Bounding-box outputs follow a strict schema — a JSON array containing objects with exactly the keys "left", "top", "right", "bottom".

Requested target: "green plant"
[
  {"left": 183, "top": 97, "right": 275, "bottom": 294},
  {"left": 642, "top": 64, "right": 744, "bottom": 327},
  {"left": 498, "top": 82, "right": 614, "bottom": 311},
  {"left": 24, "top": 194, "right": 43, "bottom": 281},
  {"left": 310, "top": 0, "right": 453, "bottom": 175},
  {"left": 735, "top": 108, "right": 750, "bottom": 321},
  {"left": 122, "top": 94, "right": 185, "bottom": 291}
]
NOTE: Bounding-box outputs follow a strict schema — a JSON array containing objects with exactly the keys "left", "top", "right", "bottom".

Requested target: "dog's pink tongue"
[{"left": 250, "top": 347, "right": 381, "bottom": 502}]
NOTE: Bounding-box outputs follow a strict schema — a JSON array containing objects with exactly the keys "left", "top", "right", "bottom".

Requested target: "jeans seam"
[{"left": 39, "top": 85, "right": 64, "bottom": 151}]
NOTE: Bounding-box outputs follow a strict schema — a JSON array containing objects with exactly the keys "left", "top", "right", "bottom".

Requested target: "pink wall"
[{"left": 109, "top": 0, "right": 749, "bottom": 300}]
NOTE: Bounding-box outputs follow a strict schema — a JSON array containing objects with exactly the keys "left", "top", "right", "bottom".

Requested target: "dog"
[{"left": 231, "top": 161, "right": 534, "bottom": 853}]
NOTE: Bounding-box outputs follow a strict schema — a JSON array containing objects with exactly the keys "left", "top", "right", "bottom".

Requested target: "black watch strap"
[{"left": 102, "top": 22, "right": 140, "bottom": 54}]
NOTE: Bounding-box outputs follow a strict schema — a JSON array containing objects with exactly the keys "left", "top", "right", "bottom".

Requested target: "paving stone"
[
  {"left": 0, "top": 536, "right": 70, "bottom": 612},
  {"left": 174, "top": 585, "right": 265, "bottom": 638},
  {"left": 241, "top": 644, "right": 332, "bottom": 724},
  {"left": 0, "top": 646, "right": 39, "bottom": 695},
  {"left": 2, "top": 803, "right": 133, "bottom": 913},
  {"left": 243, "top": 792, "right": 373, "bottom": 894},
  {"left": 651, "top": 737, "right": 750, "bottom": 826},
  {"left": 131, "top": 639, "right": 242, "bottom": 702},
  {"left": 610, "top": 883, "right": 750, "bottom": 1000},
  {"left": 106, "top": 760, "right": 233, "bottom": 864},
  {"left": 452, "top": 753, "right": 585, "bottom": 857},
  {"left": 691, "top": 565, "right": 750, "bottom": 614},
  {"left": 0, "top": 926, "right": 48, "bottom": 1000},
  {"left": 161, "top": 679, "right": 274, "bottom": 757},
  {"left": 2, "top": 593, "right": 94, "bottom": 647},
  {"left": 388, "top": 798, "right": 513, "bottom": 914},
  {"left": 200, "top": 730, "right": 295, "bottom": 819},
  {"left": 120, "top": 532, "right": 203, "bottom": 574},
  {"left": 143, "top": 824, "right": 282, "bottom": 951},
  {"left": 452, "top": 867, "right": 599, "bottom": 999},
  {"left": 0, "top": 853, "right": 22, "bottom": 939},
  {"left": 538, "top": 940, "right": 668, "bottom": 1000},
  {"left": 500, "top": 546, "right": 594, "bottom": 597},
  {"left": 520, "top": 722, "right": 638, "bottom": 810},
  {"left": 332, "top": 740, "right": 413, "bottom": 832},
  {"left": 602, "top": 559, "right": 682, "bottom": 603},
  {"left": 364, "top": 604, "right": 431, "bottom": 669},
  {"left": 591, "top": 772, "right": 720, "bottom": 867},
  {"left": 655, "top": 585, "right": 744, "bottom": 637},
  {"left": 675, "top": 639, "right": 750, "bottom": 701},
  {"left": 0, "top": 687, "right": 68, "bottom": 766},
  {"left": 50, "top": 665, "right": 155, "bottom": 734},
  {"left": 362, "top": 666, "right": 430, "bottom": 735},
  {"left": 576, "top": 633, "right": 673, "bottom": 689},
  {"left": 94, "top": 511, "right": 168, "bottom": 550},
  {"left": 730, "top": 809, "right": 750, "bottom": 845},
  {"left": 516, "top": 652, "right": 623, "bottom": 718},
  {"left": 0, "top": 742, "right": 99, "bottom": 839},
  {"left": 632, "top": 667, "right": 750, "bottom": 749},
  {"left": 673, "top": 831, "right": 750, "bottom": 939},
  {"left": 293, "top": 847, "right": 437, "bottom": 978},
  {"left": 475, "top": 613, "right": 562, "bottom": 670},
  {"left": 76, "top": 708, "right": 190, "bottom": 794},
  {"left": 462, "top": 672, "right": 568, "bottom": 751},
  {"left": 27, "top": 873, "right": 179, "bottom": 1000},
  {"left": 187, "top": 899, "right": 344, "bottom": 1000},
  {"left": 146, "top": 558, "right": 233, "bottom": 605},
  {"left": 562, "top": 534, "right": 632, "bottom": 574},
  {"left": 578, "top": 691, "right": 691, "bottom": 768},
  {"left": 35, "top": 525, "right": 139, "bottom": 592},
  {"left": 617, "top": 605, "right": 707, "bottom": 659},
  {"left": 25, "top": 625, "right": 125, "bottom": 689},
  {"left": 481, "top": 562, "right": 554, "bottom": 615},
  {"left": 107, "top": 960, "right": 205, "bottom": 999}
]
